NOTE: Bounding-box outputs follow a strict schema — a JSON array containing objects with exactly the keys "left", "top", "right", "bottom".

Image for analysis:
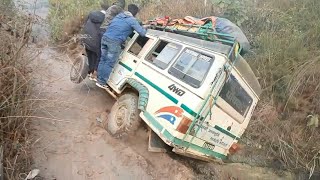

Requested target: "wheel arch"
[{"left": 124, "top": 78, "right": 149, "bottom": 112}]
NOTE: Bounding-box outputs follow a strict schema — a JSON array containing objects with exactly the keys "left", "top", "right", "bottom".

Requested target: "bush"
[
  {"left": 0, "top": 2, "right": 35, "bottom": 179},
  {"left": 48, "top": 0, "right": 101, "bottom": 42},
  {"left": 48, "top": 0, "right": 220, "bottom": 43},
  {"left": 243, "top": 0, "right": 320, "bottom": 176},
  {"left": 138, "top": 0, "right": 220, "bottom": 20}
]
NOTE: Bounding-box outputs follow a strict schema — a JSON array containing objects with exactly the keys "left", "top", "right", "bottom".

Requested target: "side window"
[
  {"left": 169, "top": 49, "right": 214, "bottom": 88},
  {"left": 123, "top": 32, "right": 135, "bottom": 49},
  {"left": 128, "top": 35, "right": 152, "bottom": 57},
  {"left": 146, "top": 41, "right": 181, "bottom": 69},
  {"left": 219, "top": 75, "right": 253, "bottom": 116}
]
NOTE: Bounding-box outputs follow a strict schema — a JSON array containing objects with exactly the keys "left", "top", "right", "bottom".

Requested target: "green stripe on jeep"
[
  {"left": 144, "top": 111, "right": 227, "bottom": 160},
  {"left": 134, "top": 72, "right": 179, "bottom": 104},
  {"left": 162, "top": 130, "right": 227, "bottom": 160},
  {"left": 180, "top": 104, "right": 198, "bottom": 117},
  {"left": 119, "top": 61, "right": 132, "bottom": 71},
  {"left": 214, "top": 125, "right": 239, "bottom": 140}
]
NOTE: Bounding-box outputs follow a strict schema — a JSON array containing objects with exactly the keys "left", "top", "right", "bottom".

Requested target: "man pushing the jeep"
[
  {"left": 82, "top": 0, "right": 125, "bottom": 81},
  {"left": 96, "top": 4, "right": 148, "bottom": 89}
]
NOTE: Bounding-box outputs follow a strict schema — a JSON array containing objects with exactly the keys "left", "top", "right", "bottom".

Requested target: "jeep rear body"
[{"left": 105, "top": 29, "right": 261, "bottom": 161}]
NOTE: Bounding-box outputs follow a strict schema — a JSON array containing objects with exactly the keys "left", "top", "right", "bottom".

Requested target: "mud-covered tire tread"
[
  {"left": 106, "top": 93, "right": 141, "bottom": 139},
  {"left": 70, "top": 55, "right": 88, "bottom": 84}
]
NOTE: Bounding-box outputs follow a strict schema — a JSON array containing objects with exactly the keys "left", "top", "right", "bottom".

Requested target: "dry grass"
[
  {"left": 241, "top": 0, "right": 320, "bottom": 176},
  {"left": 138, "top": 0, "right": 221, "bottom": 20},
  {"left": 0, "top": 4, "right": 37, "bottom": 179},
  {"left": 48, "top": 0, "right": 99, "bottom": 42}
]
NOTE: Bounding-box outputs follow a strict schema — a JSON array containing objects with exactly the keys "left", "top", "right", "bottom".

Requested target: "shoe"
[
  {"left": 88, "top": 73, "right": 93, "bottom": 80},
  {"left": 89, "top": 76, "right": 97, "bottom": 82},
  {"left": 91, "top": 71, "right": 97, "bottom": 82},
  {"left": 96, "top": 82, "right": 110, "bottom": 90},
  {"left": 88, "top": 75, "right": 97, "bottom": 82}
]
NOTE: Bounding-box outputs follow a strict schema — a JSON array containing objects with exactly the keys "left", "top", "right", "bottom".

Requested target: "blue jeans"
[{"left": 97, "top": 37, "right": 122, "bottom": 85}]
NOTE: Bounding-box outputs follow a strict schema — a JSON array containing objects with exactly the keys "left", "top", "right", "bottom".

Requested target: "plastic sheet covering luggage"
[{"left": 216, "top": 18, "right": 250, "bottom": 54}]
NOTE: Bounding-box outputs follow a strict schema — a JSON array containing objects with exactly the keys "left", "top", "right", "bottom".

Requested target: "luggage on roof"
[{"left": 146, "top": 16, "right": 250, "bottom": 54}]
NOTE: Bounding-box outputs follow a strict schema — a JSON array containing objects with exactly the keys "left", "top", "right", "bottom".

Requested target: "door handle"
[{"left": 133, "top": 59, "right": 137, "bottom": 63}]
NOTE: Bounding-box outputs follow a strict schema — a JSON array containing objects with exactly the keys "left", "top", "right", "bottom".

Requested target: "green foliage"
[
  {"left": 47, "top": 0, "right": 149, "bottom": 42},
  {"left": 245, "top": 0, "right": 320, "bottom": 103},
  {"left": 211, "top": 0, "right": 248, "bottom": 26},
  {"left": 130, "top": 0, "right": 153, "bottom": 6},
  {"left": 48, "top": 0, "right": 100, "bottom": 41}
]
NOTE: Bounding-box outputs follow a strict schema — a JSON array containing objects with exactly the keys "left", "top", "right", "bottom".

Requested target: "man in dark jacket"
[
  {"left": 96, "top": 4, "right": 147, "bottom": 89},
  {"left": 82, "top": 2, "right": 109, "bottom": 78},
  {"left": 83, "top": 0, "right": 125, "bottom": 80}
]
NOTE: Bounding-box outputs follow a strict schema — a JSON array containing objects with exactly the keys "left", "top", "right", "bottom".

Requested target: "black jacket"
[{"left": 83, "top": 11, "right": 105, "bottom": 53}]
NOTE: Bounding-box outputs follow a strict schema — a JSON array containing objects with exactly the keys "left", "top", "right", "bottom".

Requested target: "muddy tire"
[
  {"left": 106, "top": 93, "right": 141, "bottom": 139},
  {"left": 70, "top": 54, "right": 89, "bottom": 84}
]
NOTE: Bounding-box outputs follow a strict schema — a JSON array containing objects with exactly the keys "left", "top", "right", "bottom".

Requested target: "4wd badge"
[{"left": 168, "top": 84, "right": 185, "bottom": 96}]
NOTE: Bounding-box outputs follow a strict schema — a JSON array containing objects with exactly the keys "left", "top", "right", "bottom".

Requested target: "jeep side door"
[{"left": 108, "top": 33, "right": 156, "bottom": 89}]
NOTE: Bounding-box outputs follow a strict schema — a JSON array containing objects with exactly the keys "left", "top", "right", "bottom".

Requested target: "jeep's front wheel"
[{"left": 106, "top": 93, "right": 141, "bottom": 139}]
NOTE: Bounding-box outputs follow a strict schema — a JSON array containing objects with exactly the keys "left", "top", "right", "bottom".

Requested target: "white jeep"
[{"left": 71, "top": 27, "right": 261, "bottom": 162}]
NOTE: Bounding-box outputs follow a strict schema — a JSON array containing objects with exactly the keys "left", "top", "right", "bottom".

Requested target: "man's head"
[
  {"left": 100, "top": 1, "right": 109, "bottom": 10},
  {"left": 112, "top": 0, "right": 125, "bottom": 9},
  {"left": 128, "top": 4, "right": 139, "bottom": 17}
]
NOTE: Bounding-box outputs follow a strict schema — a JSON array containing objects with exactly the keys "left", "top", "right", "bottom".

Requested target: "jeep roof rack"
[{"left": 151, "top": 23, "right": 241, "bottom": 61}]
